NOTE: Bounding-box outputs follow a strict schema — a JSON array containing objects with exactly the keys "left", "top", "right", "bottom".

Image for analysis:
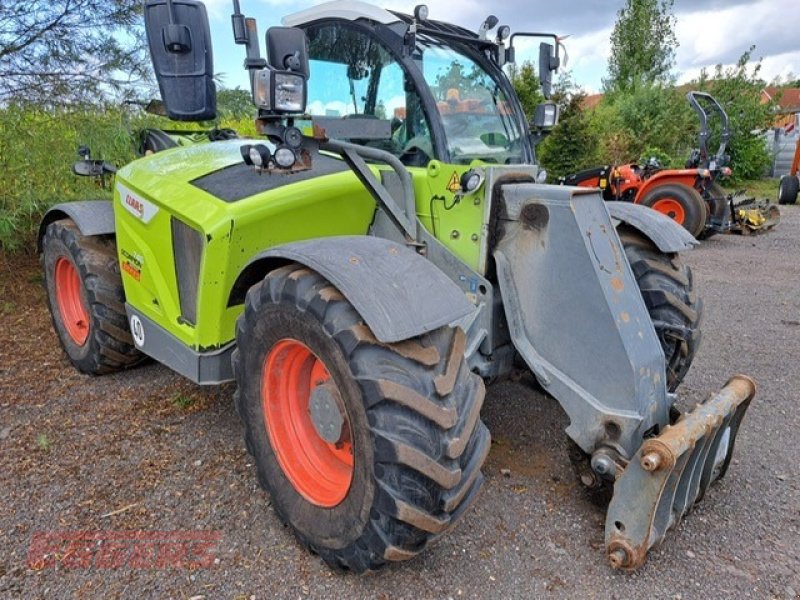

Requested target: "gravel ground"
[{"left": 1, "top": 206, "right": 798, "bottom": 599}]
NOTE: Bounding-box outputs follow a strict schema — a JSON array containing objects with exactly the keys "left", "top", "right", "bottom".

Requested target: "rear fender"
[
  {"left": 38, "top": 201, "right": 115, "bottom": 252},
  {"left": 606, "top": 202, "right": 697, "bottom": 253},
  {"left": 634, "top": 170, "right": 704, "bottom": 202},
  {"left": 238, "top": 236, "right": 475, "bottom": 344}
]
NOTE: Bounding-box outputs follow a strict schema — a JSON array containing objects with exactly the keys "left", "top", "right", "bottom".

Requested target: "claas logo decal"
[
  {"left": 117, "top": 183, "right": 160, "bottom": 224},
  {"left": 125, "top": 194, "right": 144, "bottom": 218}
]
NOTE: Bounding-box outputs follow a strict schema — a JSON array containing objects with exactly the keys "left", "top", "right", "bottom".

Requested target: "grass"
[
  {"left": 171, "top": 394, "right": 196, "bottom": 410},
  {"left": 36, "top": 433, "right": 51, "bottom": 452},
  {"left": 721, "top": 178, "right": 780, "bottom": 200}
]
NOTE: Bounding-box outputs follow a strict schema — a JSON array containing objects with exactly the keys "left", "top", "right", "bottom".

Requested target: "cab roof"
[
  {"left": 281, "top": 0, "right": 480, "bottom": 41},
  {"left": 282, "top": 1, "right": 399, "bottom": 27}
]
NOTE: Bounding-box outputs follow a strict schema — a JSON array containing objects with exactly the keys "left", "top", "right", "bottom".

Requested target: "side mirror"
[
  {"left": 538, "top": 42, "right": 559, "bottom": 100},
  {"left": 73, "top": 160, "right": 117, "bottom": 178},
  {"left": 144, "top": 0, "right": 216, "bottom": 121},
  {"left": 532, "top": 102, "right": 559, "bottom": 129},
  {"left": 266, "top": 27, "right": 309, "bottom": 77}
]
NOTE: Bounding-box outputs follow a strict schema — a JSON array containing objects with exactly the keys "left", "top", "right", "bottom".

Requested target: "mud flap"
[{"left": 606, "top": 375, "right": 755, "bottom": 570}]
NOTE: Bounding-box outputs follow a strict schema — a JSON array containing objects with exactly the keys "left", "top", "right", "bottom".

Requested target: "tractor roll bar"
[{"left": 686, "top": 91, "right": 730, "bottom": 167}]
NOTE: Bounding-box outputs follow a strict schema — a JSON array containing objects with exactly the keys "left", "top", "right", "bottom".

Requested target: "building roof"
[
  {"left": 762, "top": 87, "right": 800, "bottom": 112},
  {"left": 581, "top": 93, "right": 604, "bottom": 110}
]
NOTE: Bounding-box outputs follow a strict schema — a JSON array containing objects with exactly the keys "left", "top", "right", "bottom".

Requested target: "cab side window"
[{"left": 304, "top": 23, "right": 433, "bottom": 165}]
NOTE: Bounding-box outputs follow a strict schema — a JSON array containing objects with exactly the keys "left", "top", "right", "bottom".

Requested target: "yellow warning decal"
[{"left": 446, "top": 172, "right": 461, "bottom": 193}]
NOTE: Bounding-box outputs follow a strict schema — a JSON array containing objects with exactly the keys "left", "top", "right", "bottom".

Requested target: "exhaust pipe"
[{"left": 605, "top": 375, "right": 756, "bottom": 570}]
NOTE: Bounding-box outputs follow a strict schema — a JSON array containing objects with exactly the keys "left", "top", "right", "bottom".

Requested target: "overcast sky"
[{"left": 205, "top": 0, "right": 800, "bottom": 93}]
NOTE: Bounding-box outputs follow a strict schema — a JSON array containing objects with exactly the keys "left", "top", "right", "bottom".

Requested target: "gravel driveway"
[{"left": 1, "top": 205, "right": 798, "bottom": 599}]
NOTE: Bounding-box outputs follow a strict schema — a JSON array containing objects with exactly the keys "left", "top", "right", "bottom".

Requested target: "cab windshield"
[{"left": 418, "top": 40, "right": 525, "bottom": 164}]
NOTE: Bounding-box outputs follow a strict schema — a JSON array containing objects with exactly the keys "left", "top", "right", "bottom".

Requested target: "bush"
[
  {"left": 537, "top": 93, "right": 599, "bottom": 179},
  {"left": 534, "top": 73, "right": 600, "bottom": 180},
  {"left": 0, "top": 104, "right": 136, "bottom": 251},
  {"left": 593, "top": 85, "right": 694, "bottom": 167},
  {"left": 0, "top": 102, "right": 257, "bottom": 251}
]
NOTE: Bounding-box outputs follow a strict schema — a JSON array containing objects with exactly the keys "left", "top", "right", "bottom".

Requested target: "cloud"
[
  {"left": 208, "top": 0, "right": 800, "bottom": 92},
  {"left": 675, "top": 0, "right": 800, "bottom": 69}
]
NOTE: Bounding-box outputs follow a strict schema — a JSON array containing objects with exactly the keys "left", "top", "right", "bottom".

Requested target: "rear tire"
[
  {"left": 233, "top": 264, "right": 490, "bottom": 572},
  {"left": 618, "top": 226, "right": 702, "bottom": 392},
  {"left": 41, "top": 219, "right": 143, "bottom": 375},
  {"left": 640, "top": 183, "right": 708, "bottom": 239},
  {"left": 778, "top": 175, "right": 799, "bottom": 205}
]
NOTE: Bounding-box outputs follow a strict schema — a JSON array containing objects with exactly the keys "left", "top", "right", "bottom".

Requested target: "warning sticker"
[{"left": 446, "top": 172, "right": 461, "bottom": 193}]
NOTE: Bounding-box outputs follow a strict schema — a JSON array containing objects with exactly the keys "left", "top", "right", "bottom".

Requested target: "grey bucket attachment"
[{"left": 606, "top": 375, "right": 755, "bottom": 570}]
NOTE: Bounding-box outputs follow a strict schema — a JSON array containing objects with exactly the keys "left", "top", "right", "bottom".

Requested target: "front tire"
[
  {"left": 640, "top": 183, "right": 708, "bottom": 239},
  {"left": 618, "top": 226, "right": 702, "bottom": 391},
  {"left": 233, "top": 264, "right": 490, "bottom": 572},
  {"left": 41, "top": 219, "right": 143, "bottom": 375}
]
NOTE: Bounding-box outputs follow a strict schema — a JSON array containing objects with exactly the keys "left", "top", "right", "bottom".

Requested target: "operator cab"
[
  {"left": 286, "top": 2, "right": 559, "bottom": 166},
  {"left": 293, "top": 15, "right": 529, "bottom": 166}
]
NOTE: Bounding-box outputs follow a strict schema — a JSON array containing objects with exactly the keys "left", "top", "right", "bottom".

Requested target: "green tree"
[
  {"left": 507, "top": 61, "right": 545, "bottom": 117},
  {"left": 604, "top": 0, "right": 678, "bottom": 93},
  {"left": 0, "top": 1, "right": 149, "bottom": 104},
  {"left": 595, "top": 85, "right": 694, "bottom": 165},
  {"left": 216, "top": 88, "right": 256, "bottom": 120},
  {"left": 693, "top": 47, "right": 775, "bottom": 181},
  {"left": 537, "top": 73, "right": 599, "bottom": 179}
]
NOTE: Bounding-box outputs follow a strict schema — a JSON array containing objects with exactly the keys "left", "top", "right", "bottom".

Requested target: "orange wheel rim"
[
  {"left": 262, "top": 339, "right": 353, "bottom": 507},
  {"left": 651, "top": 198, "right": 686, "bottom": 224},
  {"left": 54, "top": 257, "right": 89, "bottom": 346}
]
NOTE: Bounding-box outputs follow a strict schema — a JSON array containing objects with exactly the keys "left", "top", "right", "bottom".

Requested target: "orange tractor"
[{"left": 561, "top": 92, "right": 780, "bottom": 238}]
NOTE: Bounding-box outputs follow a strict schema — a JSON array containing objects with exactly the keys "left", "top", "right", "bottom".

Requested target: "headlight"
[
  {"left": 533, "top": 102, "right": 559, "bottom": 129},
  {"left": 249, "top": 144, "right": 272, "bottom": 168},
  {"left": 274, "top": 145, "right": 297, "bottom": 169},
  {"left": 274, "top": 72, "right": 305, "bottom": 112},
  {"left": 252, "top": 68, "right": 307, "bottom": 114},
  {"left": 536, "top": 169, "right": 548, "bottom": 184},
  {"left": 459, "top": 169, "right": 485, "bottom": 193}
]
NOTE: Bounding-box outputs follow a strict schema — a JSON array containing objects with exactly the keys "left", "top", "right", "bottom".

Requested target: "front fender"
[
  {"left": 607, "top": 202, "right": 697, "bottom": 253},
  {"left": 251, "top": 236, "right": 474, "bottom": 344},
  {"left": 38, "top": 200, "right": 115, "bottom": 252}
]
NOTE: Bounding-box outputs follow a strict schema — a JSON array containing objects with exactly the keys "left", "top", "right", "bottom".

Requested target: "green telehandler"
[{"left": 39, "top": 0, "right": 755, "bottom": 572}]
